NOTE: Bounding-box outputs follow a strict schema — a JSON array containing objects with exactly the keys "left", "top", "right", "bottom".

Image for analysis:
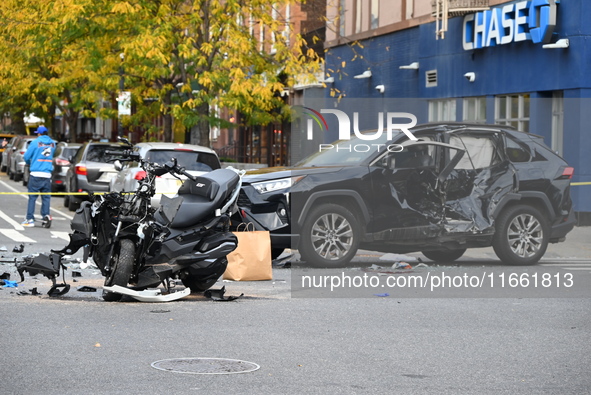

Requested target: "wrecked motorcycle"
[{"left": 19, "top": 148, "right": 242, "bottom": 301}]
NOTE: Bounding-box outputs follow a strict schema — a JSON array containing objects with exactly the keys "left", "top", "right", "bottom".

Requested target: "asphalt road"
[{"left": 1, "top": 174, "right": 590, "bottom": 394}]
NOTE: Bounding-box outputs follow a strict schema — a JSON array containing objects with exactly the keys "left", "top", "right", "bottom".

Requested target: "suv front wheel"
[
  {"left": 299, "top": 203, "right": 360, "bottom": 267},
  {"left": 492, "top": 205, "right": 549, "bottom": 265}
]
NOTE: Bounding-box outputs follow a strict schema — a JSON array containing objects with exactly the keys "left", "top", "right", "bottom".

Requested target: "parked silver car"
[
  {"left": 109, "top": 142, "right": 221, "bottom": 206},
  {"left": 64, "top": 141, "right": 128, "bottom": 211},
  {"left": 1, "top": 135, "right": 17, "bottom": 172},
  {"left": 8, "top": 135, "right": 36, "bottom": 182}
]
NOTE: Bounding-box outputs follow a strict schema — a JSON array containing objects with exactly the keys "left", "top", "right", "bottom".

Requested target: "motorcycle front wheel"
[{"left": 103, "top": 239, "right": 135, "bottom": 302}]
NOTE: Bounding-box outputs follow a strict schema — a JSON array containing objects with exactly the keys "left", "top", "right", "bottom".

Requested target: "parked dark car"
[
  {"left": 237, "top": 123, "right": 576, "bottom": 266},
  {"left": 7, "top": 135, "right": 36, "bottom": 182},
  {"left": 64, "top": 141, "right": 128, "bottom": 211}
]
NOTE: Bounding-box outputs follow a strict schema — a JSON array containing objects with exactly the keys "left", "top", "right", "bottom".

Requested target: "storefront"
[{"left": 322, "top": 0, "right": 590, "bottom": 215}]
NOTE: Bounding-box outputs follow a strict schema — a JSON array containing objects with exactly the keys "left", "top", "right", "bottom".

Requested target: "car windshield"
[
  {"left": 146, "top": 150, "right": 220, "bottom": 172},
  {"left": 86, "top": 145, "right": 127, "bottom": 162},
  {"left": 295, "top": 131, "right": 401, "bottom": 166}
]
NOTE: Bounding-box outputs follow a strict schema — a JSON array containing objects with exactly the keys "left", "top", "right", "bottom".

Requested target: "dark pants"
[{"left": 26, "top": 176, "right": 51, "bottom": 221}]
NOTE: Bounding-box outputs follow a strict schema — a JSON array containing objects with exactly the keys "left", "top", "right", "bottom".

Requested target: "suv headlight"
[{"left": 252, "top": 177, "right": 292, "bottom": 194}]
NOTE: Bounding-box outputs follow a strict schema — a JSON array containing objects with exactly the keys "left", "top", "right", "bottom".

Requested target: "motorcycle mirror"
[{"left": 117, "top": 136, "right": 133, "bottom": 147}]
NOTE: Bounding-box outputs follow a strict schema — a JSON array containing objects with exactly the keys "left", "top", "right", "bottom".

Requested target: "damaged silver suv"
[{"left": 238, "top": 123, "right": 576, "bottom": 267}]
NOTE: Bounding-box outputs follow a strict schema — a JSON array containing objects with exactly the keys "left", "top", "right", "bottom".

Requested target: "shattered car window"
[
  {"left": 394, "top": 144, "right": 435, "bottom": 169},
  {"left": 449, "top": 135, "right": 496, "bottom": 169}
]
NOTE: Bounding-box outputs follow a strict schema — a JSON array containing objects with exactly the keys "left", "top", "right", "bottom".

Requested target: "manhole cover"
[{"left": 151, "top": 358, "right": 260, "bottom": 375}]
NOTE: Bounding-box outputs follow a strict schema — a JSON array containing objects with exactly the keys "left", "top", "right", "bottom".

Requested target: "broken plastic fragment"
[
  {"left": 12, "top": 244, "right": 24, "bottom": 253},
  {"left": 77, "top": 286, "right": 97, "bottom": 292},
  {"left": 2, "top": 280, "right": 18, "bottom": 288},
  {"left": 48, "top": 283, "right": 70, "bottom": 297},
  {"left": 393, "top": 262, "right": 412, "bottom": 269},
  {"left": 380, "top": 253, "right": 419, "bottom": 262},
  {"left": 102, "top": 285, "right": 191, "bottom": 302},
  {"left": 204, "top": 286, "right": 244, "bottom": 301}
]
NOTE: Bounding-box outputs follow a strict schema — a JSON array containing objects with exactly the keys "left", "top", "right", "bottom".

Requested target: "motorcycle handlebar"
[{"left": 105, "top": 149, "right": 141, "bottom": 161}]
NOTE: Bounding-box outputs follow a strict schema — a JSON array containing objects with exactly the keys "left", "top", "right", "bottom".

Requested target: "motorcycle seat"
[{"left": 168, "top": 169, "right": 240, "bottom": 228}]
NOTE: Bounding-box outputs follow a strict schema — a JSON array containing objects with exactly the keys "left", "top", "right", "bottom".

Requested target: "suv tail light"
[
  {"left": 75, "top": 165, "right": 87, "bottom": 176},
  {"left": 558, "top": 167, "right": 574, "bottom": 180},
  {"left": 134, "top": 171, "right": 147, "bottom": 180}
]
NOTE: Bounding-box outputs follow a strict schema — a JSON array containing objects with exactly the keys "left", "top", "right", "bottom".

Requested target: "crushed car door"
[
  {"left": 442, "top": 131, "right": 518, "bottom": 233},
  {"left": 368, "top": 141, "right": 465, "bottom": 241}
]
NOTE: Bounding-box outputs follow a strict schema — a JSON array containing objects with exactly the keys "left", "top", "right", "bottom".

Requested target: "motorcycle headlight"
[{"left": 252, "top": 177, "right": 292, "bottom": 194}]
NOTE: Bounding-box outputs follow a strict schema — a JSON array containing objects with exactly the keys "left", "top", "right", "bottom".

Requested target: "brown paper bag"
[{"left": 223, "top": 225, "right": 272, "bottom": 281}]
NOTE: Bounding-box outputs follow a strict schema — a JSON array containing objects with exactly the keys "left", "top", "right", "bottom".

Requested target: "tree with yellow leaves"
[{"left": 0, "top": 0, "right": 321, "bottom": 146}]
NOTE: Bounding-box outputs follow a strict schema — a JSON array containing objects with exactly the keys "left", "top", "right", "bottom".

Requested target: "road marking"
[
  {"left": 0, "top": 228, "right": 36, "bottom": 243},
  {"left": 539, "top": 263, "right": 591, "bottom": 266},
  {"left": 0, "top": 209, "right": 24, "bottom": 230},
  {"left": 0, "top": 179, "right": 73, "bottom": 220},
  {"left": 559, "top": 267, "right": 591, "bottom": 271},
  {"left": 51, "top": 231, "right": 70, "bottom": 241}
]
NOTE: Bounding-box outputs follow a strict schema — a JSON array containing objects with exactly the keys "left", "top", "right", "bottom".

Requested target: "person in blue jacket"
[{"left": 22, "top": 126, "right": 56, "bottom": 227}]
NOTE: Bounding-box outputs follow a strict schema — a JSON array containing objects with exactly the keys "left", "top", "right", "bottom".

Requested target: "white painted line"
[
  {"left": 539, "top": 263, "right": 591, "bottom": 266},
  {"left": 0, "top": 209, "right": 25, "bottom": 230},
  {"left": 51, "top": 231, "right": 70, "bottom": 241},
  {"left": 0, "top": 228, "right": 36, "bottom": 243},
  {"left": 0, "top": 179, "right": 73, "bottom": 220},
  {"left": 557, "top": 267, "right": 591, "bottom": 271}
]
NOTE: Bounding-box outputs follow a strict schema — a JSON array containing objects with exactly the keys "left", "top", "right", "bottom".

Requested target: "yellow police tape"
[{"left": 0, "top": 182, "right": 590, "bottom": 195}]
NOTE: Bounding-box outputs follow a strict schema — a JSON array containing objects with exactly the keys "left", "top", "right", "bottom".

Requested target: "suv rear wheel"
[
  {"left": 493, "top": 205, "right": 549, "bottom": 265},
  {"left": 299, "top": 203, "right": 360, "bottom": 267}
]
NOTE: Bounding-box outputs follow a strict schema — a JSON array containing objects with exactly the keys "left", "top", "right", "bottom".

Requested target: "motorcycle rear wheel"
[
  {"left": 181, "top": 258, "right": 227, "bottom": 293},
  {"left": 103, "top": 239, "right": 135, "bottom": 302}
]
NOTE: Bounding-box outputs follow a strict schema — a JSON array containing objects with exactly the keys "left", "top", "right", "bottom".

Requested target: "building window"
[
  {"left": 463, "top": 97, "right": 486, "bottom": 123},
  {"left": 354, "top": 0, "right": 362, "bottom": 34},
  {"left": 429, "top": 99, "right": 456, "bottom": 122},
  {"left": 371, "top": 0, "right": 379, "bottom": 29},
  {"left": 495, "top": 94, "right": 530, "bottom": 132}
]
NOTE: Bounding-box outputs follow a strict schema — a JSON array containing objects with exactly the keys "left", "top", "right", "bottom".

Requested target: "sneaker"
[{"left": 21, "top": 219, "right": 35, "bottom": 227}]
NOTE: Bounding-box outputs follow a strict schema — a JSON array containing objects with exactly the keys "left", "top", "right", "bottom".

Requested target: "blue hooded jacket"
[{"left": 24, "top": 135, "right": 56, "bottom": 174}]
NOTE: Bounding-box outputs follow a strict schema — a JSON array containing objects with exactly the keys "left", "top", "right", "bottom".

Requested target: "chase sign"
[{"left": 463, "top": 0, "right": 559, "bottom": 50}]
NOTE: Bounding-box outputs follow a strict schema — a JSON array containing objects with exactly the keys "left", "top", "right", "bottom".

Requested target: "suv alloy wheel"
[
  {"left": 492, "top": 205, "right": 549, "bottom": 265},
  {"left": 299, "top": 203, "right": 361, "bottom": 267}
]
